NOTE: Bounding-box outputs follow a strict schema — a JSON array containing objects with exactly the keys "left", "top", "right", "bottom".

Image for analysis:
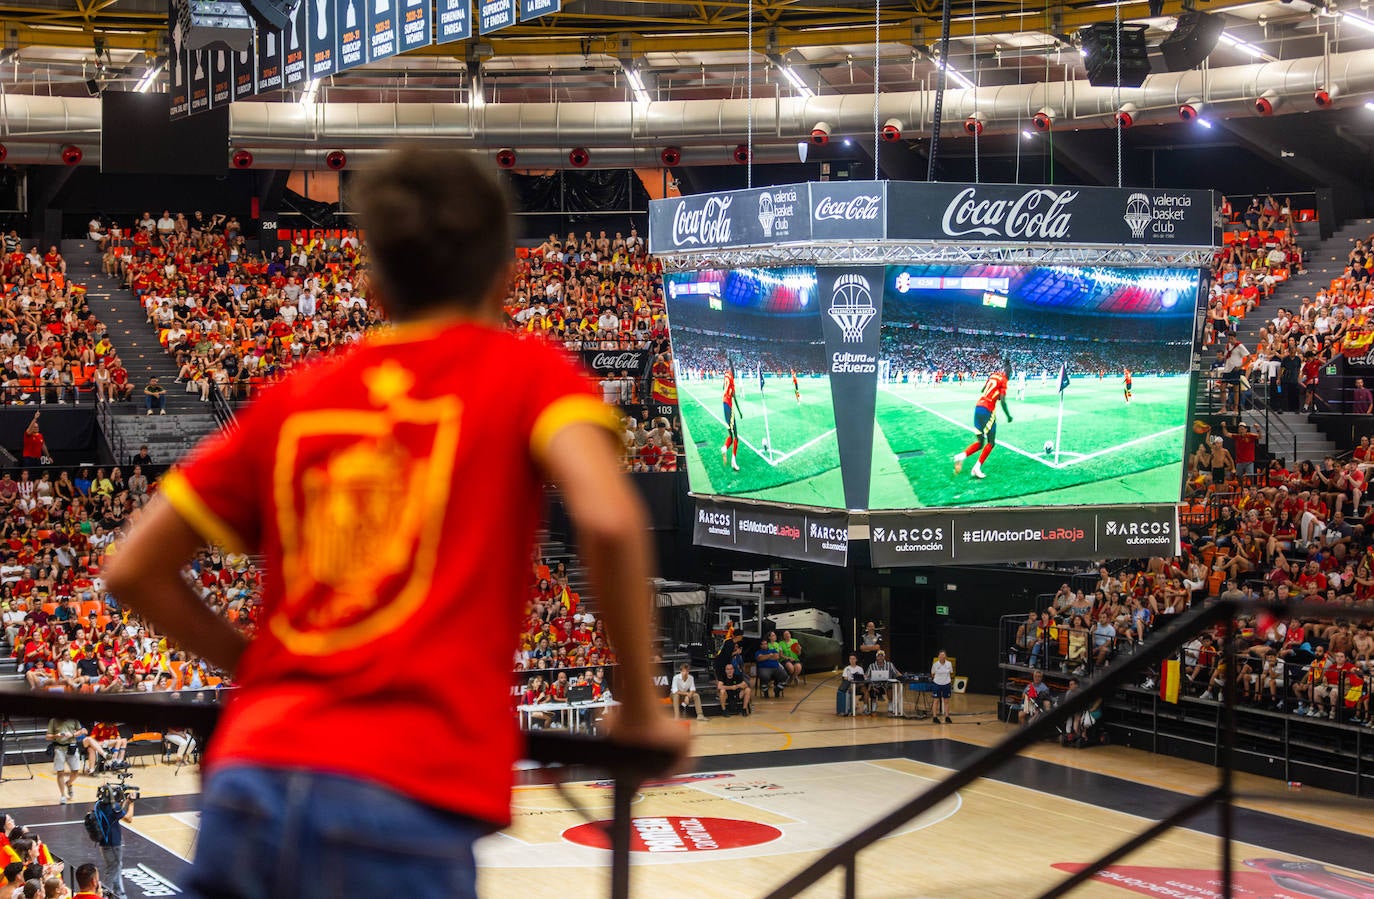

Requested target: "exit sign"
[{"left": 935, "top": 605, "right": 950, "bottom": 616}]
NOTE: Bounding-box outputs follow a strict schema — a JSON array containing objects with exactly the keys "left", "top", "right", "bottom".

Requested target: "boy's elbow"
[{"left": 575, "top": 488, "right": 648, "bottom": 548}]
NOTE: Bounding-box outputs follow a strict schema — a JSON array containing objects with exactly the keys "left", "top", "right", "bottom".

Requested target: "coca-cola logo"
[
  {"left": 814, "top": 195, "right": 882, "bottom": 221},
  {"left": 671, "top": 196, "right": 734, "bottom": 247},
  {"left": 590, "top": 352, "right": 641, "bottom": 370},
  {"left": 1349, "top": 349, "right": 1374, "bottom": 367},
  {"left": 940, "top": 187, "right": 1078, "bottom": 240}
]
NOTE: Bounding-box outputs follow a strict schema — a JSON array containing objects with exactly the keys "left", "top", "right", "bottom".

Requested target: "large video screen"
[
  {"left": 664, "top": 267, "right": 845, "bottom": 508},
  {"left": 870, "top": 264, "right": 1199, "bottom": 509}
]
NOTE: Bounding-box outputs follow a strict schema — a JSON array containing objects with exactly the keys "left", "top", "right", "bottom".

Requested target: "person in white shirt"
[
  {"left": 670, "top": 663, "right": 705, "bottom": 720},
  {"left": 931, "top": 650, "right": 954, "bottom": 724},
  {"left": 839, "top": 653, "right": 865, "bottom": 716}
]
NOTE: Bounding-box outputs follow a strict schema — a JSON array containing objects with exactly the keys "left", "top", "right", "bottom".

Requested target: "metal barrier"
[
  {"left": 765, "top": 598, "right": 1374, "bottom": 899},
  {"left": 0, "top": 687, "right": 674, "bottom": 899}
]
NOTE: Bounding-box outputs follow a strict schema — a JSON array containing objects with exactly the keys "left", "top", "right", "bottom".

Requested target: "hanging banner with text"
[
  {"left": 479, "top": 0, "right": 516, "bottom": 32},
  {"left": 868, "top": 505, "right": 1179, "bottom": 566},
  {"left": 650, "top": 181, "right": 1218, "bottom": 254},
  {"left": 693, "top": 498, "right": 850, "bottom": 567},
  {"left": 435, "top": 0, "right": 472, "bottom": 43},
  {"left": 519, "top": 0, "right": 560, "bottom": 21}
]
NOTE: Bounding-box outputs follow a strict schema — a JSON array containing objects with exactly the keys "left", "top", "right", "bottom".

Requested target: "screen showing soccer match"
[
  {"left": 664, "top": 267, "right": 846, "bottom": 509},
  {"left": 869, "top": 264, "right": 1200, "bottom": 510}
]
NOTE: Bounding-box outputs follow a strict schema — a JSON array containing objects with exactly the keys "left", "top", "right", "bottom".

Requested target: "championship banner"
[
  {"left": 365, "top": 0, "right": 400, "bottom": 63},
  {"left": 307, "top": 0, "right": 340, "bottom": 79},
  {"left": 693, "top": 498, "right": 849, "bottom": 566},
  {"left": 868, "top": 505, "right": 1180, "bottom": 566},
  {"left": 816, "top": 266, "right": 885, "bottom": 511},
  {"left": 649, "top": 181, "right": 1218, "bottom": 253},
  {"left": 169, "top": 39, "right": 191, "bottom": 119},
  {"left": 188, "top": 49, "right": 211, "bottom": 114},
  {"left": 282, "top": 0, "right": 309, "bottom": 87},
  {"left": 256, "top": 27, "right": 284, "bottom": 93},
  {"left": 339, "top": 0, "right": 366, "bottom": 69},
  {"left": 580, "top": 349, "right": 651, "bottom": 378},
  {"left": 808, "top": 182, "right": 886, "bottom": 242},
  {"left": 884, "top": 182, "right": 1218, "bottom": 247},
  {"left": 397, "top": 0, "right": 433, "bottom": 52},
  {"left": 233, "top": 44, "right": 257, "bottom": 100},
  {"left": 210, "top": 49, "right": 233, "bottom": 107},
  {"left": 435, "top": 0, "right": 472, "bottom": 44},
  {"left": 519, "top": 0, "right": 559, "bottom": 21},
  {"left": 479, "top": 0, "right": 516, "bottom": 33}
]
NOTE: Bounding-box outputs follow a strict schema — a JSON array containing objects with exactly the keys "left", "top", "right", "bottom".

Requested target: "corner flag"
[{"left": 1054, "top": 363, "right": 1069, "bottom": 465}]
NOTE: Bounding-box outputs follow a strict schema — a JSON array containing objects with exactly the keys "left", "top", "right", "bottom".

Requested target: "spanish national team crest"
[{"left": 271, "top": 360, "right": 461, "bottom": 655}]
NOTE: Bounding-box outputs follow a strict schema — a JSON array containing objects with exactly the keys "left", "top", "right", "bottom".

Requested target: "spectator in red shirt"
[
  {"left": 103, "top": 148, "right": 686, "bottom": 899},
  {"left": 1222, "top": 420, "right": 1261, "bottom": 480}
]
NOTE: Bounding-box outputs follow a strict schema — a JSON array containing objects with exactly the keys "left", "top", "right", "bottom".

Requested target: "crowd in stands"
[
  {"left": 513, "top": 558, "right": 619, "bottom": 726},
  {"left": 0, "top": 239, "right": 137, "bottom": 407},
  {"left": 0, "top": 809, "right": 76, "bottom": 899},
  {"left": 101, "top": 214, "right": 681, "bottom": 466},
  {"left": 1015, "top": 208, "right": 1374, "bottom": 728}
]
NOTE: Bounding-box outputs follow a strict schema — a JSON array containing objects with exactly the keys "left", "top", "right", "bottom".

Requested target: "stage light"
[{"left": 1196, "top": 117, "right": 1213, "bottom": 128}]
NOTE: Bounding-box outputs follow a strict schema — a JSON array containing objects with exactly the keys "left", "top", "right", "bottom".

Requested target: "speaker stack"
[{"left": 1078, "top": 23, "right": 1151, "bottom": 88}]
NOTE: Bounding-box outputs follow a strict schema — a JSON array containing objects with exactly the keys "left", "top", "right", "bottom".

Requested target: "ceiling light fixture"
[
  {"left": 134, "top": 61, "right": 165, "bottom": 93},
  {"left": 935, "top": 58, "right": 976, "bottom": 89},
  {"left": 780, "top": 65, "right": 816, "bottom": 98},
  {"left": 625, "top": 68, "right": 651, "bottom": 105},
  {"left": 1216, "top": 31, "right": 1277, "bottom": 61},
  {"left": 299, "top": 79, "right": 320, "bottom": 106}
]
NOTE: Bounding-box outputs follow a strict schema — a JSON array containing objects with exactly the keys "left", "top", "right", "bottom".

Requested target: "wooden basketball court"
[{"left": 6, "top": 686, "right": 1372, "bottom": 898}]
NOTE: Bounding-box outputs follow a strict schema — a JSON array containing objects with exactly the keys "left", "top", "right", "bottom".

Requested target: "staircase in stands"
[
  {"left": 1197, "top": 223, "right": 1374, "bottom": 465},
  {"left": 63, "top": 239, "right": 219, "bottom": 467}
]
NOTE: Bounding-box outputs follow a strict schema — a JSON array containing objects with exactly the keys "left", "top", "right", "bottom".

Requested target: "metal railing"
[
  {"left": 0, "top": 687, "right": 674, "bottom": 899},
  {"left": 1195, "top": 369, "right": 1301, "bottom": 467},
  {"left": 764, "top": 597, "right": 1374, "bottom": 899}
]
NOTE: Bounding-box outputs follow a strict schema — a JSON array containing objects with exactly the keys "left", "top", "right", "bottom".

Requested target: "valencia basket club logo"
[
  {"left": 1123, "top": 193, "right": 1153, "bottom": 239},
  {"left": 828, "top": 274, "right": 877, "bottom": 343},
  {"left": 758, "top": 193, "right": 776, "bottom": 238}
]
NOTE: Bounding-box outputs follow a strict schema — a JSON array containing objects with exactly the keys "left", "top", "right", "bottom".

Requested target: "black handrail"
[
  {"left": 764, "top": 598, "right": 1374, "bottom": 899},
  {"left": 0, "top": 686, "right": 673, "bottom": 899}
]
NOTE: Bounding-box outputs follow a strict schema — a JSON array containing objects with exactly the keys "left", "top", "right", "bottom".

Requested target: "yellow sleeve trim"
[
  {"left": 160, "top": 470, "right": 250, "bottom": 555},
  {"left": 530, "top": 394, "right": 621, "bottom": 464}
]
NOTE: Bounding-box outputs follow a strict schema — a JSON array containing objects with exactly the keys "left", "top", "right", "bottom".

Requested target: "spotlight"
[{"left": 1178, "top": 98, "right": 1204, "bottom": 121}]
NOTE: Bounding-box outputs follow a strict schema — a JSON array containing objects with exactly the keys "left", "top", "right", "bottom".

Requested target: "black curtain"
[{"left": 505, "top": 170, "right": 649, "bottom": 214}]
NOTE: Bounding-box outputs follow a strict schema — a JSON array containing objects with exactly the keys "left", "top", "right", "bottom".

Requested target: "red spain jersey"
[
  {"left": 159, "top": 319, "right": 616, "bottom": 827},
  {"left": 722, "top": 371, "right": 736, "bottom": 407},
  {"left": 975, "top": 372, "right": 1008, "bottom": 412}
]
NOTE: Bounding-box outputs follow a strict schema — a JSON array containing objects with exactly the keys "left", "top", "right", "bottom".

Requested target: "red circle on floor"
[{"left": 562, "top": 816, "right": 783, "bottom": 853}]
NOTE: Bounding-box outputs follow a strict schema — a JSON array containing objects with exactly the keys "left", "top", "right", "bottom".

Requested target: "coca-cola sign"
[
  {"left": 814, "top": 195, "right": 882, "bottom": 221},
  {"left": 671, "top": 196, "right": 734, "bottom": 247},
  {"left": 809, "top": 182, "right": 887, "bottom": 241},
  {"left": 939, "top": 187, "right": 1078, "bottom": 240},
  {"left": 581, "top": 349, "right": 651, "bottom": 375}
]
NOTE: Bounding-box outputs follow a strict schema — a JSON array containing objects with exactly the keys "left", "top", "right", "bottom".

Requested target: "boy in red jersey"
[
  {"left": 953, "top": 358, "right": 1014, "bottom": 480},
  {"left": 103, "top": 148, "right": 687, "bottom": 899},
  {"left": 721, "top": 363, "right": 743, "bottom": 471}
]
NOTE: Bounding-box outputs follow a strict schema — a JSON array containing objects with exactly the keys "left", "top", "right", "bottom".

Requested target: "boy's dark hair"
[
  {"left": 10, "top": 839, "right": 33, "bottom": 861},
  {"left": 352, "top": 147, "right": 513, "bottom": 319},
  {"left": 75, "top": 863, "right": 99, "bottom": 890},
  {"left": 3, "top": 861, "right": 24, "bottom": 883}
]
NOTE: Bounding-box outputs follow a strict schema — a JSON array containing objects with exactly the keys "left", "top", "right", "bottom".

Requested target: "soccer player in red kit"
[
  {"left": 791, "top": 368, "right": 800, "bottom": 404},
  {"left": 103, "top": 148, "right": 686, "bottom": 899},
  {"left": 953, "top": 359, "right": 1014, "bottom": 480},
  {"left": 721, "top": 364, "right": 742, "bottom": 471},
  {"left": 1123, "top": 368, "right": 1133, "bottom": 404}
]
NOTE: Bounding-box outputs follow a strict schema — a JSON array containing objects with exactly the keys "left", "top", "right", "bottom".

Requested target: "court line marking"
[
  {"left": 681, "top": 381, "right": 837, "bottom": 469},
  {"left": 758, "top": 722, "right": 794, "bottom": 751},
  {"left": 879, "top": 385, "right": 1182, "bottom": 470}
]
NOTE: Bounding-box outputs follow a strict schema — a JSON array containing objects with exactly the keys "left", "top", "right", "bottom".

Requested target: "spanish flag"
[{"left": 1160, "top": 659, "right": 1182, "bottom": 704}]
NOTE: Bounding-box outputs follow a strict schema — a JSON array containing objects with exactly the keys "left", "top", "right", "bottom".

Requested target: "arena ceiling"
[{"left": 0, "top": 0, "right": 1370, "bottom": 103}]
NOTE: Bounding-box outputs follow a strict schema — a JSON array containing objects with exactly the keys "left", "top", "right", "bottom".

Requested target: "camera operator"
[
  {"left": 44, "top": 719, "right": 84, "bottom": 805},
  {"left": 89, "top": 783, "right": 134, "bottom": 899}
]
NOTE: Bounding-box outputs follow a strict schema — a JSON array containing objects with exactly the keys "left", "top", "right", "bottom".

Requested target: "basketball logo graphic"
[
  {"left": 1123, "top": 193, "right": 1153, "bottom": 239},
  {"left": 829, "top": 273, "right": 876, "bottom": 343},
  {"left": 758, "top": 194, "right": 776, "bottom": 238}
]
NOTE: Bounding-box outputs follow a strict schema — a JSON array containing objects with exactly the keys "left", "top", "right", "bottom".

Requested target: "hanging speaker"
[
  {"left": 1078, "top": 23, "right": 1151, "bottom": 88},
  {"left": 1159, "top": 11, "right": 1224, "bottom": 73}
]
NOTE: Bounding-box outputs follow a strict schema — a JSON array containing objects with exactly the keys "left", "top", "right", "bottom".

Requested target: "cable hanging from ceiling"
[
  {"left": 873, "top": 0, "right": 881, "bottom": 180},
  {"left": 927, "top": 0, "right": 952, "bottom": 180}
]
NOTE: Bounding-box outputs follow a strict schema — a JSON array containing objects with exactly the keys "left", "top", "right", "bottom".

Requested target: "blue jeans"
[{"left": 185, "top": 766, "right": 488, "bottom": 899}]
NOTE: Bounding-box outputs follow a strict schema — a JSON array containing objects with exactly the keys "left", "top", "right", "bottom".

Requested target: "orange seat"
[
  {"left": 41, "top": 602, "right": 57, "bottom": 616},
  {"left": 80, "top": 600, "right": 101, "bottom": 619}
]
